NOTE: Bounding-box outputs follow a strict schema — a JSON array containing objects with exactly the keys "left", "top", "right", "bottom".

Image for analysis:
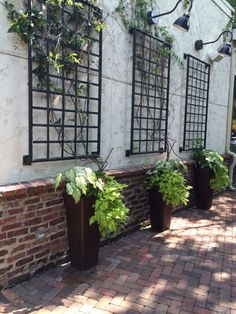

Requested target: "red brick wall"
[
  {"left": 0, "top": 180, "right": 67, "bottom": 289},
  {"left": 0, "top": 157, "right": 231, "bottom": 289}
]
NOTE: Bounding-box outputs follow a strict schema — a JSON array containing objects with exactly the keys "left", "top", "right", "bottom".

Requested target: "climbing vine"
[
  {"left": 116, "top": 0, "right": 187, "bottom": 46},
  {"left": 116, "top": 0, "right": 184, "bottom": 152},
  {"left": 183, "top": 0, "right": 189, "bottom": 10},
  {"left": 4, "top": 0, "right": 105, "bottom": 159},
  {"left": 4, "top": 0, "right": 105, "bottom": 80},
  {"left": 5, "top": 0, "right": 105, "bottom": 75}
]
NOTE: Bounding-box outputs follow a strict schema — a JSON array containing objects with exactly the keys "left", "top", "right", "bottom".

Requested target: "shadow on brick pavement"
[{"left": 0, "top": 191, "right": 236, "bottom": 314}]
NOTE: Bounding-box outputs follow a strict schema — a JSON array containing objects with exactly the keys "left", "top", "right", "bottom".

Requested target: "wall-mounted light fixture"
[
  {"left": 147, "top": 0, "right": 193, "bottom": 32},
  {"left": 195, "top": 31, "right": 233, "bottom": 57}
]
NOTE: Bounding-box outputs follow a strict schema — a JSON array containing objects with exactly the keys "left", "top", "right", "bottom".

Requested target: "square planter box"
[
  {"left": 149, "top": 188, "right": 172, "bottom": 232},
  {"left": 63, "top": 194, "right": 100, "bottom": 270},
  {"left": 194, "top": 167, "right": 214, "bottom": 210}
]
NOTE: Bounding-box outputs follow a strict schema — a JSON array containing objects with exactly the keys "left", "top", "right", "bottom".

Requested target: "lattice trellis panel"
[
  {"left": 126, "top": 28, "right": 171, "bottom": 156},
  {"left": 24, "top": 0, "right": 102, "bottom": 165},
  {"left": 181, "top": 54, "right": 210, "bottom": 151}
]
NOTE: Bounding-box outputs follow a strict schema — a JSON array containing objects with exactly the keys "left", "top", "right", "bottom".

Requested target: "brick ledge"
[
  {"left": 0, "top": 155, "right": 231, "bottom": 199},
  {"left": 0, "top": 178, "right": 55, "bottom": 199}
]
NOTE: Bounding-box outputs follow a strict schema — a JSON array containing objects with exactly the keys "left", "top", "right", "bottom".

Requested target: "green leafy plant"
[
  {"left": 144, "top": 160, "right": 192, "bottom": 206},
  {"left": 4, "top": 0, "right": 105, "bottom": 159},
  {"left": 183, "top": 0, "right": 190, "bottom": 10},
  {"left": 55, "top": 167, "right": 129, "bottom": 237},
  {"left": 90, "top": 174, "right": 129, "bottom": 237},
  {"left": 116, "top": 0, "right": 183, "bottom": 148},
  {"left": 192, "top": 149, "right": 230, "bottom": 191},
  {"left": 4, "top": 0, "right": 103, "bottom": 78},
  {"left": 116, "top": 0, "right": 183, "bottom": 65},
  {"left": 55, "top": 167, "right": 103, "bottom": 203},
  {"left": 223, "top": 0, "right": 236, "bottom": 24}
]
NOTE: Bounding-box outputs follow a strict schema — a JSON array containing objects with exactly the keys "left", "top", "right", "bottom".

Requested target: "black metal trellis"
[
  {"left": 126, "top": 28, "right": 171, "bottom": 157},
  {"left": 23, "top": 0, "right": 102, "bottom": 165},
  {"left": 181, "top": 54, "right": 210, "bottom": 152}
]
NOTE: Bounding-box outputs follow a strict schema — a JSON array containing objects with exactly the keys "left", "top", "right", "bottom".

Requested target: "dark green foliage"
[
  {"left": 227, "top": 0, "right": 236, "bottom": 8},
  {"left": 183, "top": 0, "right": 190, "bottom": 9},
  {"left": 193, "top": 149, "right": 230, "bottom": 191},
  {"left": 145, "top": 160, "right": 192, "bottom": 206},
  {"left": 223, "top": 1, "right": 236, "bottom": 25}
]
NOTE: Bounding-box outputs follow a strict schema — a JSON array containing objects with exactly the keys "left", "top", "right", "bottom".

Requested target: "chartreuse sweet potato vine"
[
  {"left": 55, "top": 167, "right": 129, "bottom": 238},
  {"left": 145, "top": 160, "right": 192, "bottom": 206}
]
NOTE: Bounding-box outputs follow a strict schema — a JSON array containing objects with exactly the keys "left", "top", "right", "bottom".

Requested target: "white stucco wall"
[{"left": 0, "top": 0, "right": 234, "bottom": 184}]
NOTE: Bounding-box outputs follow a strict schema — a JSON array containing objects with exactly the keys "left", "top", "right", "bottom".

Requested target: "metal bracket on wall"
[
  {"left": 23, "top": 155, "right": 32, "bottom": 166},
  {"left": 126, "top": 150, "right": 131, "bottom": 157}
]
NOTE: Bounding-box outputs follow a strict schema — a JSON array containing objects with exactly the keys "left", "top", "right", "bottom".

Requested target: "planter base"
[
  {"left": 63, "top": 194, "right": 100, "bottom": 271},
  {"left": 149, "top": 188, "right": 172, "bottom": 232},
  {"left": 194, "top": 167, "right": 214, "bottom": 210}
]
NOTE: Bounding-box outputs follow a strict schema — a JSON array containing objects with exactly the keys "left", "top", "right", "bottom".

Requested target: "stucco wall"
[{"left": 0, "top": 0, "right": 233, "bottom": 184}]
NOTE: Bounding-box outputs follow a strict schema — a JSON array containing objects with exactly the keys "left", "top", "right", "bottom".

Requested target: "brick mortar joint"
[{"left": 0, "top": 155, "right": 231, "bottom": 199}]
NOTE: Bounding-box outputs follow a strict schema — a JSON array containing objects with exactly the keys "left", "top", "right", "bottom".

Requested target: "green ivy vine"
[
  {"left": 183, "top": 0, "right": 190, "bottom": 10},
  {"left": 116, "top": 0, "right": 187, "bottom": 50},
  {"left": 4, "top": 0, "right": 105, "bottom": 80},
  {"left": 4, "top": 0, "right": 105, "bottom": 157},
  {"left": 116, "top": 0, "right": 184, "bottom": 147}
]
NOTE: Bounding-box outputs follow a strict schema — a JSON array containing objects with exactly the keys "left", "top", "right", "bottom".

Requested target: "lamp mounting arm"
[
  {"left": 202, "top": 30, "right": 233, "bottom": 47},
  {"left": 188, "top": 0, "right": 193, "bottom": 12},
  {"left": 153, "top": 0, "right": 181, "bottom": 19},
  {"left": 151, "top": 0, "right": 193, "bottom": 19}
]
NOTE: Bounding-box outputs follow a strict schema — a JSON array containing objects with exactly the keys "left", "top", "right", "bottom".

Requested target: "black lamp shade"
[
  {"left": 173, "top": 13, "right": 190, "bottom": 32},
  {"left": 218, "top": 43, "right": 231, "bottom": 56}
]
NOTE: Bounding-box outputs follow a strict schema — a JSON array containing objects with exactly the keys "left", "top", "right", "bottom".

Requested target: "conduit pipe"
[{"left": 225, "top": 26, "right": 236, "bottom": 191}]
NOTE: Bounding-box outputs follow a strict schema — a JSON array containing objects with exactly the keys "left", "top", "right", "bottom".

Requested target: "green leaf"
[
  {"left": 66, "top": 182, "right": 74, "bottom": 196},
  {"left": 72, "top": 188, "right": 81, "bottom": 204},
  {"left": 192, "top": 149, "right": 230, "bottom": 191},
  {"left": 55, "top": 166, "right": 129, "bottom": 237},
  {"left": 144, "top": 160, "right": 192, "bottom": 206},
  {"left": 54, "top": 172, "right": 62, "bottom": 190}
]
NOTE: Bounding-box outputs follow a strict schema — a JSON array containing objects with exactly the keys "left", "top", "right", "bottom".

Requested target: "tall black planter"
[
  {"left": 63, "top": 194, "right": 100, "bottom": 270},
  {"left": 149, "top": 188, "right": 172, "bottom": 232},
  {"left": 194, "top": 167, "right": 214, "bottom": 210}
]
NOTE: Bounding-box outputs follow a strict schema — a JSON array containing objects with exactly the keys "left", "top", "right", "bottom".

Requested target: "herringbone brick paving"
[{"left": 0, "top": 191, "right": 236, "bottom": 314}]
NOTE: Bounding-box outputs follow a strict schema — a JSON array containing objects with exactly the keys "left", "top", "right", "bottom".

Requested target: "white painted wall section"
[{"left": 0, "top": 0, "right": 233, "bottom": 184}]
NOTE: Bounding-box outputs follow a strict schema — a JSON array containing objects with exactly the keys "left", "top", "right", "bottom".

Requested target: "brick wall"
[
  {"left": 0, "top": 180, "right": 67, "bottom": 289},
  {"left": 0, "top": 157, "right": 231, "bottom": 289}
]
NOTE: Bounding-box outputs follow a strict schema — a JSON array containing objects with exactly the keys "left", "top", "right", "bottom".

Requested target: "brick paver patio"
[{"left": 0, "top": 191, "right": 236, "bottom": 314}]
